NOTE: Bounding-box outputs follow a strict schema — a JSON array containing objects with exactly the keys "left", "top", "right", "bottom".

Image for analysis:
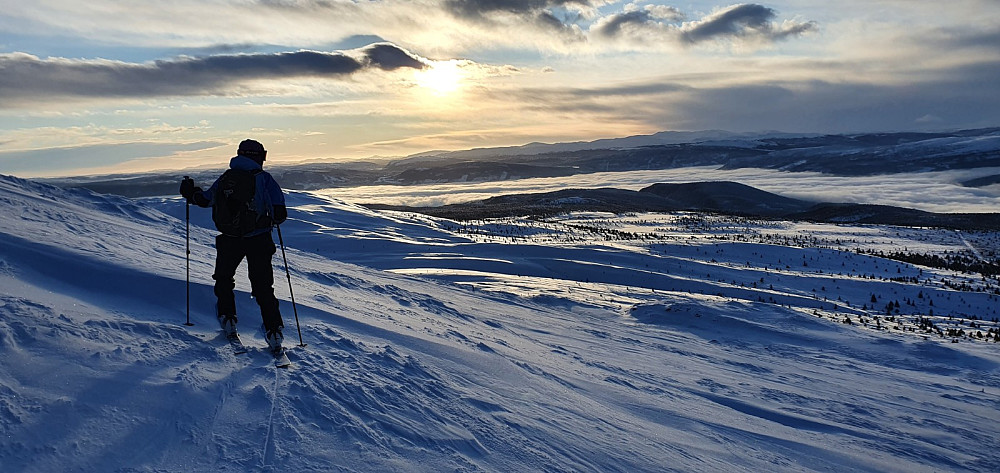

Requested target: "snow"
[{"left": 2, "top": 173, "right": 1000, "bottom": 472}]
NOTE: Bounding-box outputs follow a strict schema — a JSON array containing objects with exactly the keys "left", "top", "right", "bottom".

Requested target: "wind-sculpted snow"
[{"left": 2, "top": 175, "right": 1000, "bottom": 472}]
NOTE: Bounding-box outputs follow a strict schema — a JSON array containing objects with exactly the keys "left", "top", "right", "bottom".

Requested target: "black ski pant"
[{"left": 213, "top": 232, "right": 284, "bottom": 332}]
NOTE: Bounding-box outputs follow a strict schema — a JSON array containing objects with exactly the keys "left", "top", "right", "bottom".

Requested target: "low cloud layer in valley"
[{"left": 318, "top": 166, "right": 1000, "bottom": 214}]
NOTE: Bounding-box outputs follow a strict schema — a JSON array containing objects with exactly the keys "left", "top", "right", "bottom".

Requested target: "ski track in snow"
[
  {"left": 956, "top": 230, "right": 987, "bottom": 263},
  {"left": 0, "top": 173, "right": 999, "bottom": 472},
  {"left": 261, "top": 367, "right": 279, "bottom": 470}
]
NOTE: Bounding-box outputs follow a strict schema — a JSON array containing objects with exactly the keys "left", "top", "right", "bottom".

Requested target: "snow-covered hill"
[{"left": 2, "top": 174, "right": 999, "bottom": 472}]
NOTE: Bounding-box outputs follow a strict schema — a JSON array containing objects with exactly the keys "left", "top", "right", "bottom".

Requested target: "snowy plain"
[{"left": 1, "top": 170, "right": 999, "bottom": 472}]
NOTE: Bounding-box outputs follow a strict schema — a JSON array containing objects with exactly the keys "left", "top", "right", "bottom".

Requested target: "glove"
[
  {"left": 179, "top": 177, "right": 196, "bottom": 199},
  {"left": 272, "top": 204, "right": 287, "bottom": 225}
]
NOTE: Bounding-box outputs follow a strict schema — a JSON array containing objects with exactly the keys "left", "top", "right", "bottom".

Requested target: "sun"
[{"left": 414, "top": 60, "right": 465, "bottom": 96}]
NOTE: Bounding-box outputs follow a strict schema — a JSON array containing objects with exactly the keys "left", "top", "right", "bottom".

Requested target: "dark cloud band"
[
  {"left": 595, "top": 6, "right": 683, "bottom": 37},
  {"left": 681, "top": 4, "right": 816, "bottom": 44},
  {"left": 445, "top": 0, "right": 596, "bottom": 34},
  {"left": 596, "top": 3, "right": 815, "bottom": 45},
  {"left": 445, "top": 0, "right": 594, "bottom": 19},
  {"left": 0, "top": 43, "right": 426, "bottom": 103}
]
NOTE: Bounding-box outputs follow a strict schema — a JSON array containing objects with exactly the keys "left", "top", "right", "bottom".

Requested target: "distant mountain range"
[
  {"left": 367, "top": 181, "right": 1000, "bottom": 231},
  {"left": 44, "top": 127, "right": 1000, "bottom": 197}
]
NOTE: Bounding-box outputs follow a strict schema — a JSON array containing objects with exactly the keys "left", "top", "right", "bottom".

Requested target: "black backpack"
[{"left": 212, "top": 168, "right": 263, "bottom": 236}]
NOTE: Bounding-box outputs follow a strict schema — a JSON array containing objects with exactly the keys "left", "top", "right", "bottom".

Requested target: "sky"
[{"left": 0, "top": 1, "right": 998, "bottom": 177}]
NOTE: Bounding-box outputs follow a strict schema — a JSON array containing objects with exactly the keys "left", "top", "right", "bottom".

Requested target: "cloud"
[
  {"left": 680, "top": 4, "right": 816, "bottom": 44},
  {"left": 2, "top": 2, "right": 818, "bottom": 60},
  {"left": 0, "top": 141, "right": 224, "bottom": 177},
  {"left": 443, "top": 0, "right": 603, "bottom": 34},
  {"left": 594, "top": 4, "right": 684, "bottom": 38},
  {"left": 361, "top": 43, "right": 427, "bottom": 70},
  {"left": 517, "top": 81, "right": 690, "bottom": 101},
  {"left": 593, "top": 3, "right": 815, "bottom": 47},
  {"left": 467, "top": 53, "right": 1000, "bottom": 137},
  {"left": 491, "top": 80, "right": 692, "bottom": 122},
  {"left": 0, "top": 43, "right": 426, "bottom": 105},
  {"left": 653, "top": 61, "right": 1000, "bottom": 133},
  {"left": 445, "top": 0, "right": 593, "bottom": 20},
  {"left": 915, "top": 114, "right": 943, "bottom": 124},
  {"left": 920, "top": 26, "right": 1000, "bottom": 51}
]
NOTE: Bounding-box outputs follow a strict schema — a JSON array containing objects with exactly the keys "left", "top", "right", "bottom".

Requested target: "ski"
[
  {"left": 272, "top": 348, "right": 291, "bottom": 368},
  {"left": 226, "top": 332, "right": 248, "bottom": 355},
  {"left": 217, "top": 310, "right": 248, "bottom": 355}
]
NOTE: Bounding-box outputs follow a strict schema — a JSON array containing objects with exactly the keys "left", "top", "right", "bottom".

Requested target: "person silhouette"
[{"left": 179, "top": 139, "right": 287, "bottom": 352}]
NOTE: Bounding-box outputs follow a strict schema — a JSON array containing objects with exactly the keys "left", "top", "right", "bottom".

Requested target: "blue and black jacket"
[{"left": 190, "top": 155, "right": 287, "bottom": 237}]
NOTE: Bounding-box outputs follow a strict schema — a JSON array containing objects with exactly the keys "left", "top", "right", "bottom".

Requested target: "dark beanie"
[{"left": 237, "top": 139, "right": 267, "bottom": 162}]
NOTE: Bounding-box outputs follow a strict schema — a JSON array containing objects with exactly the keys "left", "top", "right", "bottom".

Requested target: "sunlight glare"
[{"left": 414, "top": 60, "right": 465, "bottom": 96}]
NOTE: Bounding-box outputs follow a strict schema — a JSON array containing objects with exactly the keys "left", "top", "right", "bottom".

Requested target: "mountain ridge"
[{"left": 42, "top": 127, "right": 1000, "bottom": 197}]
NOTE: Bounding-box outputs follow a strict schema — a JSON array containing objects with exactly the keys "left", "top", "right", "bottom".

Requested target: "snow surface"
[{"left": 2, "top": 174, "right": 1000, "bottom": 472}]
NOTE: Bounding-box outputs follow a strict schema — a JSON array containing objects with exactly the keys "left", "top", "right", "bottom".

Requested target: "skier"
[{"left": 179, "top": 139, "right": 287, "bottom": 353}]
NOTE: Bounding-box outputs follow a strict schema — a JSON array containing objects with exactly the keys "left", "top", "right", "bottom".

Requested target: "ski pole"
[
  {"left": 276, "top": 224, "right": 305, "bottom": 347},
  {"left": 184, "top": 178, "right": 193, "bottom": 326}
]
